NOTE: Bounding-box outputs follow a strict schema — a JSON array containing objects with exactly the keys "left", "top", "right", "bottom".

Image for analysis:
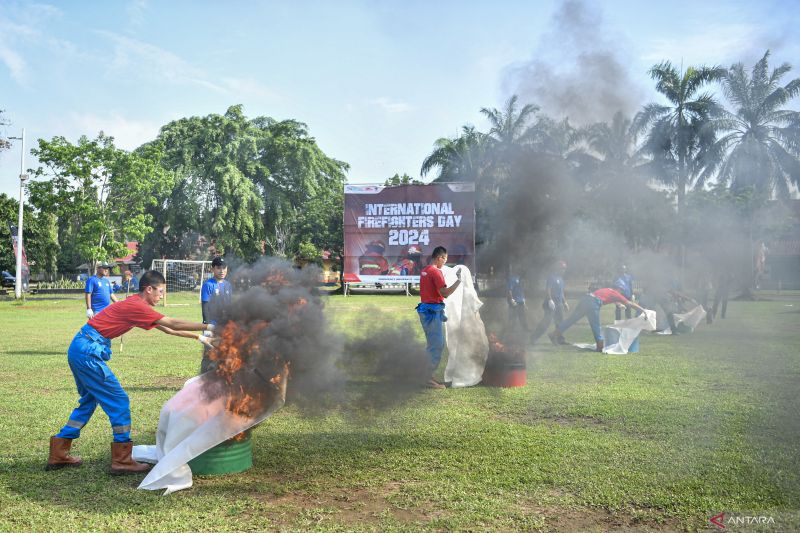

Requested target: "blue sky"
[{"left": 1, "top": 0, "right": 798, "bottom": 198}]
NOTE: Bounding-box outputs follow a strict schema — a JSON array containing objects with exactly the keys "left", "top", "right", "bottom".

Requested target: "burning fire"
[
  {"left": 210, "top": 321, "right": 269, "bottom": 385},
  {"left": 209, "top": 318, "right": 292, "bottom": 419},
  {"left": 487, "top": 332, "right": 525, "bottom": 360},
  {"left": 488, "top": 333, "right": 506, "bottom": 353}
]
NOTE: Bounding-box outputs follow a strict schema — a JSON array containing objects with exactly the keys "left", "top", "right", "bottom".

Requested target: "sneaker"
[{"left": 426, "top": 379, "right": 446, "bottom": 389}]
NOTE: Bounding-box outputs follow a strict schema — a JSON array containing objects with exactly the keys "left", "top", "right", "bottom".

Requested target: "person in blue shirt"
[
  {"left": 118, "top": 270, "right": 139, "bottom": 294},
  {"left": 85, "top": 263, "right": 118, "bottom": 319},
  {"left": 531, "top": 260, "right": 569, "bottom": 343},
  {"left": 506, "top": 270, "right": 528, "bottom": 333},
  {"left": 200, "top": 256, "right": 233, "bottom": 373},
  {"left": 613, "top": 264, "right": 635, "bottom": 320}
]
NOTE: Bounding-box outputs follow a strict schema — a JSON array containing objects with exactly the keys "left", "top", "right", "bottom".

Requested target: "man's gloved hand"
[
  {"left": 86, "top": 308, "right": 94, "bottom": 319},
  {"left": 198, "top": 334, "right": 214, "bottom": 347},
  {"left": 455, "top": 267, "right": 462, "bottom": 280},
  {"left": 206, "top": 323, "right": 215, "bottom": 332},
  {"left": 548, "top": 299, "right": 556, "bottom": 311}
]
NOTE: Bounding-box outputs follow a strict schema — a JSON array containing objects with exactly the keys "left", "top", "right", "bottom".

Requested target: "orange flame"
[
  {"left": 488, "top": 332, "right": 506, "bottom": 353},
  {"left": 210, "top": 320, "right": 269, "bottom": 385}
]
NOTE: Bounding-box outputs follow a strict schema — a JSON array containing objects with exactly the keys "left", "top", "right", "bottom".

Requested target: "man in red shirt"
[
  {"left": 549, "top": 287, "right": 645, "bottom": 352},
  {"left": 47, "top": 270, "right": 215, "bottom": 474},
  {"left": 417, "top": 246, "right": 462, "bottom": 389}
]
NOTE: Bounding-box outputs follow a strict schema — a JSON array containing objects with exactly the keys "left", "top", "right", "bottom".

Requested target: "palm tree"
[
  {"left": 698, "top": 51, "right": 800, "bottom": 198},
  {"left": 420, "top": 125, "right": 487, "bottom": 183},
  {"left": 584, "top": 111, "right": 642, "bottom": 170},
  {"left": 480, "top": 95, "right": 539, "bottom": 152},
  {"left": 633, "top": 61, "right": 726, "bottom": 212}
]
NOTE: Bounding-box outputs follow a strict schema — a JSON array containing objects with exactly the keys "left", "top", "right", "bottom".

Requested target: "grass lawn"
[{"left": 0, "top": 291, "right": 798, "bottom": 531}]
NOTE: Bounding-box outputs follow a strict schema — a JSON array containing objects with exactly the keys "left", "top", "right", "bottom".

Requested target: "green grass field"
[{"left": 0, "top": 292, "right": 798, "bottom": 531}]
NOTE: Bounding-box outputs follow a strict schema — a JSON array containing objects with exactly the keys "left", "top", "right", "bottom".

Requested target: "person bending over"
[{"left": 47, "top": 270, "right": 214, "bottom": 474}]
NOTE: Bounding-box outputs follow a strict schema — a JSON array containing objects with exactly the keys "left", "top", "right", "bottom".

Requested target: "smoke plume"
[
  {"left": 200, "top": 258, "right": 430, "bottom": 417},
  {"left": 503, "top": 0, "right": 645, "bottom": 125}
]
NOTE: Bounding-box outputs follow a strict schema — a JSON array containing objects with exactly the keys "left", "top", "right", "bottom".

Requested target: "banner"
[
  {"left": 343, "top": 183, "right": 475, "bottom": 283},
  {"left": 8, "top": 224, "right": 30, "bottom": 288}
]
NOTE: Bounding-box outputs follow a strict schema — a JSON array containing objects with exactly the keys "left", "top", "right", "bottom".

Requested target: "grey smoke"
[
  {"left": 503, "top": 0, "right": 645, "bottom": 125},
  {"left": 200, "top": 258, "right": 430, "bottom": 416}
]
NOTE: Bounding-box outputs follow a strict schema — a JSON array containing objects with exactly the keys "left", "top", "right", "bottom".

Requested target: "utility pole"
[{"left": 8, "top": 129, "right": 28, "bottom": 299}]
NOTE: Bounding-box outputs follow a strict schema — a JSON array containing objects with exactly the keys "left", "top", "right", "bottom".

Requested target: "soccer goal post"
[{"left": 150, "top": 259, "right": 212, "bottom": 306}]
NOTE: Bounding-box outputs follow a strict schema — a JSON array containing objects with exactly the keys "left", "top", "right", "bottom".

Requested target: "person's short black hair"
[
  {"left": 431, "top": 246, "right": 447, "bottom": 259},
  {"left": 211, "top": 256, "right": 226, "bottom": 268},
  {"left": 139, "top": 270, "right": 166, "bottom": 292}
]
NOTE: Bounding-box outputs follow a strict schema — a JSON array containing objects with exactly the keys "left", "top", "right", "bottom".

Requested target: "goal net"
[{"left": 150, "top": 259, "right": 212, "bottom": 306}]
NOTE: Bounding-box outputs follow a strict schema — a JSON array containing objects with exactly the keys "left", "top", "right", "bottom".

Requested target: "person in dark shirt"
[{"left": 531, "top": 260, "right": 569, "bottom": 343}]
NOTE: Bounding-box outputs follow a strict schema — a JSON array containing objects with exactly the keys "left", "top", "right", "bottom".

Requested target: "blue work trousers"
[
  {"left": 55, "top": 324, "right": 132, "bottom": 443},
  {"left": 417, "top": 303, "right": 446, "bottom": 372},
  {"left": 557, "top": 294, "right": 604, "bottom": 342}
]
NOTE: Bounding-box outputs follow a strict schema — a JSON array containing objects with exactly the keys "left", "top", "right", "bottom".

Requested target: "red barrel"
[{"left": 482, "top": 360, "right": 526, "bottom": 387}]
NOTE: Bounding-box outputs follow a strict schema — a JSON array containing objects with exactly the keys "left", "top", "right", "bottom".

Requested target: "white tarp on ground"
[
  {"left": 132, "top": 370, "right": 287, "bottom": 495},
  {"left": 575, "top": 310, "right": 657, "bottom": 354},
  {"left": 441, "top": 265, "right": 489, "bottom": 388},
  {"left": 673, "top": 304, "right": 707, "bottom": 331},
  {"left": 655, "top": 305, "right": 707, "bottom": 335}
]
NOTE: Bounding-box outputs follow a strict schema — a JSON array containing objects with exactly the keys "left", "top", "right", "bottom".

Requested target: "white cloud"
[
  {"left": 99, "top": 31, "right": 227, "bottom": 92},
  {"left": 221, "top": 77, "right": 279, "bottom": 100},
  {"left": 642, "top": 23, "right": 764, "bottom": 66},
  {"left": 125, "top": 0, "right": 148, "bottom": 28},
  {"left": 64, "top": 112, "right": 161, "bottom": 150},
  {"left": 0, "top": 44, "right": 27, "bottom": 84},
  {"left": 369, "top": 97, "right": 413, "bottom": 114}
]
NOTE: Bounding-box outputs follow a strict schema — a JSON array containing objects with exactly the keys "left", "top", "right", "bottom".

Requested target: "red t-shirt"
[
  {"left": 592, "top": 288, "right": 629, "bottom": 306},
  {"left": 88, "top": 294, "right": 165, "bottom": 339},
  {"left": 420, "top": 265, "right": 446, "bottom": 304}
]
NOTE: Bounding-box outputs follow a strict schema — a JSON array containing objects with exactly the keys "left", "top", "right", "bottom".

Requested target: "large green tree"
[
  {"left": 149, "top": 105, "right": 347, "bottom": 262},
  {"left": 0, "top": 193, "right": 59, "bottom": 277},
  {"left": 699, "top": 51, "right": 800, "bottom": 198},
  {"left": 28, "top": 133, "right": 173, "bottom": 271},
  {"left": 633, "top": 62, "right": 726, "bottom": 212}
]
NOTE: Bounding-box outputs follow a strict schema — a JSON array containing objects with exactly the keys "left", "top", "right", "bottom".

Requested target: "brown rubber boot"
[
  {"left": 45, "top": 436, "right": 83, "bottom": 471},
  {"left": 110, "top": 442, "right": 152, "bottom": 475},
  {"left": 595, "top": 340, "right": 604, "bottom": 352}
]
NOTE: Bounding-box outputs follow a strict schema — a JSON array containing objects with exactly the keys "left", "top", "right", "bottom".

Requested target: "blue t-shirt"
[
  {"left": 507, "top": 276, "right": 525, "bottom": 304},
  {"left": 614, "top": 273, "right": 634, "bottom": 299},
  {"left": 85, "top": 276, "right": 113, "bottom": 313},
  {"left": 201, "top": 278, "right": 233, "bottom": 323},
  {"left": 546, "top": 274, "right": 565, "bottom": 303}
]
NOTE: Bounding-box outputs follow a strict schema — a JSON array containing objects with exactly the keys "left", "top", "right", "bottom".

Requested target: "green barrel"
[{"left": 188, "top": 431, "right": 253, "bottom": 476}]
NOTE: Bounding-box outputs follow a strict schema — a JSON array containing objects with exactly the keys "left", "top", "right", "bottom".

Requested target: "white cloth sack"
[
  {"left": 132, "top": 371, "right": 286, "bottom": 495},
  {"left": 575, "top": 309, "right": 657, "bottom": 354},
  {"left": 441, "top": 265, "right": 489, "bottom": 387}
]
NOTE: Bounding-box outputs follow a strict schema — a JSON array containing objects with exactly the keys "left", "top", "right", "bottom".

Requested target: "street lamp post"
[{"left": 8, "top": 129, "right": 28, "bottom": 299}]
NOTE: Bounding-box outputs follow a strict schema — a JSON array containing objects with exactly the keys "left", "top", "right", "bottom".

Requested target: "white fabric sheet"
[
  {"left": 574, "top": 309, "right": 657, "bottom": 354},
  {"left": 673, "top": 305, "right": 707, "bottom": 330},
  {"left": 441, "top": 265, "right": 489, "bottom": 388},
  {"left": 132, "top": 370, "right": 286, "bottom": 495}
]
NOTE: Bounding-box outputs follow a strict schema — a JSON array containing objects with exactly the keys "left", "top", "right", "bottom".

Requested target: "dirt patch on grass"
[
  {"left": 518, "top": 491, "right": 684, "bottom": 532},
  {"left": 497, "top": 412, "right": 612, "bottom": 430},
  {"left": 538, "top": 505, "right": 683, "bottom": 532},
  {"left": 252, "top": 480, "right": 440, "bottom": 528}
]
